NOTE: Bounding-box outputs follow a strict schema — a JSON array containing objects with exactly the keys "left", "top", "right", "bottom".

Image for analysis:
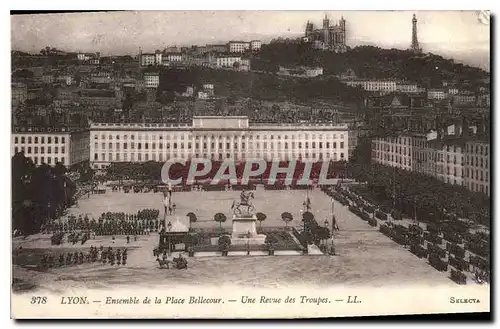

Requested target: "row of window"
[
  {"left": 375, "top": 137, "right": 411, "bottom": 146},
  {"left": 92, "top": 141, "right": 345, "bottom": 151},
  {"left": 464, "top": 168, "right": 489, "bottom": 182},
  {"left": 378, "top": 152, "right": 491, "bottom": 175},
  {"left": 375, "top": 144, "right": 410, "bottom": 156},
  {"left": 93, "top": 152, "right": 345, "bottom": 162},
  {"left": 380, "top": 139, "right": 490, "bottom": 157},
  {"left": 374, "top": 154, "right": 412, "bottom": 167},
  {"left": 373, "top": 157, "right": 489, "bottom": 196},
  {"left": 468, "top": 182, "right": 489, "bottom": 195},
  {"left": 93, "top": 133, "right": 346, "bottom": 141},
  {"left": 400, "top": 152, "right": 489, "bottom": 169},
  {"left": 436, "top": 177, "right": 489, "bottom": 196},
  {"left": 25, "top": 156, "right": 65, "bottom": 165},
  {"left": 466, "top": 144, "right": 489, "bottom": 156},
  {"left": 15, "top": 146, "right": 66, "bottom": 155},
  {"left": 385, "top": 161, "right": 489, "bottom": 182},
  {"left": 467, "top": 156, "right": 489, "bottom": 168},
  {"left": 14, "top": 136, "right": 66, "bottom": 144}
]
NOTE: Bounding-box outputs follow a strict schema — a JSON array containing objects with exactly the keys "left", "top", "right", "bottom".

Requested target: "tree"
[
  {"left": 186, "top": 212, "right": 197, "bottom": 223},
  {"left": 78, "top": 162, "right": 95, "bottom": 183},
  {"left": 281, "top": 212, "right": 293, "bottom": 229},
  {"left": 265, "top": 235, "right": 278, "bottom": 246},
  {"left": 53, "top": 162, "right": 67, "bottom": 178},
  {"left": 302, "top": 211, "right": 314, "bottom": 223},
  {"left": 217, "top": 235, "right": 231, "bottom": 250},
  {"left": 214, "top": 213, "right": 227, "bottom": 232},
  {"left": 256, "top": 212, "right": 267, "bottom": 229},
  {"left": 183, "top": 233, "right": 199, "bottom": 247},
  {"left": 12, "top": 153, "right": 76, "bottom": 235},
  {"left": 302, "top": 211, "right": 315, "bottom": 234},
  {"left": 316, "top": 227, "right": 331, "bottom": 246}
]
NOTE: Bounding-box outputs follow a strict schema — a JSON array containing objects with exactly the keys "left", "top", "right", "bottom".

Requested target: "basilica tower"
[{"left": 323, "top": 14, "right": 330, "bottom": 47}]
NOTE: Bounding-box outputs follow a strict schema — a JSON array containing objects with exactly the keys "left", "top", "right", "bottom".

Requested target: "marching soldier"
[
  {"left": 116, "top": 249, "right": 122, "bottom": 265},
  {"left": 47, "top": 255, "right": 55, "bottom": 268},
  {"left": 122, "top": 249, "right": 128, "bottom": 265},
  {"left": 59, "top": 254, "right": 65, "bottom": 267},
  {"left": 66, "top": 252, "right": 72, "bottom": 265},
  {"left": 102, "top": 249, "right": 108, "bottom": 264},
  {"left": 40, "top": 255, "right": 48, "bottom": 269},
  {"left": 109, "top": 248, "right": 115, "bottom": 266}
]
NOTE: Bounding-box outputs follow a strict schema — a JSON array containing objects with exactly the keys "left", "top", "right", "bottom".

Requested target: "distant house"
[
  {"left": 228, "top": 41, "right": 250, "bottom": 53},
  {"left": 143, "top": 72, "right": 160, "bottom": 88},
  {"left": 427, "top": 89, "right": 446, "bottom": 100},
  {"left": 278, "top": 66, "right": 323, "bottom": 78}
]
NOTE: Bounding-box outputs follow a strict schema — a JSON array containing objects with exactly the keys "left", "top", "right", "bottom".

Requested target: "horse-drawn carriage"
[{"left": 154, "top": 249, "right": 188, "bottom": 270}]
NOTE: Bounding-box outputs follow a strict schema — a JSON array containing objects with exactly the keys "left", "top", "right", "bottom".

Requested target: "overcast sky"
[{"left": 11, "top": 11, "right": 490, "bottom": 69}]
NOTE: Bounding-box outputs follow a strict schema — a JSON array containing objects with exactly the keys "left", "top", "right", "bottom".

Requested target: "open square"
[{"left": 13, "top": 186, "right": 456, "bottom": 291}]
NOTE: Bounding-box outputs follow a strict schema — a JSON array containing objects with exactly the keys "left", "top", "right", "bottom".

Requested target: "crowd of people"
[
  {"left": 39, "top": 246, "right": 129, "bottom": 268},
  {"left": 43, "top": 209, "right": 163, "bottom": 236}
]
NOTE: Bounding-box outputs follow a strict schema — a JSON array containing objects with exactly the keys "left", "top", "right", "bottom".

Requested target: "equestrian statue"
[{"left": 231, "top": 189, "right": 255, "bottom": 216}]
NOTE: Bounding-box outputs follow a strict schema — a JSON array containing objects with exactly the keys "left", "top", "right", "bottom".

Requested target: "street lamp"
[
  {"left": 167, "top": 221, "right": 172, "bottom": 256},
  {"left": 247, "top": 230, "right": 251, "bottom": 256},
  {"left": 323, "top": 219, "right": 329, "bottom": 249}
]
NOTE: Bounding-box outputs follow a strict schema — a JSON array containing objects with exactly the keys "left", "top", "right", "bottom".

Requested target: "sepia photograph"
[{"left": 10, "top": 9, "right": 491, "bottom": 319}]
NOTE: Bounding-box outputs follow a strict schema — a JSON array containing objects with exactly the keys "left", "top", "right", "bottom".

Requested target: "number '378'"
[{"left": 30, "top": 296, "right": 47, "bottom": 304}]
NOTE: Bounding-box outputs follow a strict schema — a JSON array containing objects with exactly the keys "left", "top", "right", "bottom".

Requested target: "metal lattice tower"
[{"left": 411, "top": 14, "right": 422, "bottom": 53}]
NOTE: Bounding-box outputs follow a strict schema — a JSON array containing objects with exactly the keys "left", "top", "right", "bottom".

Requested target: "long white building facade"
[
  {"left": 90, "top": 116, "right": 349, "bottom": 169},
  {"left": 11, "top": 127, "right": 90, "bottom": 167}
]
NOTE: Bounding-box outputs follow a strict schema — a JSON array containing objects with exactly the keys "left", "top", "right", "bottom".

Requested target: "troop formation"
[
  {"left": 39, "top": 246, "right": 129, "bottom": 268},
  {"left": 44, "top": 209, "right": 162, "bottom": 237},
  {"left": 321, "top": 183, "right": 490, "bottom": 285}
]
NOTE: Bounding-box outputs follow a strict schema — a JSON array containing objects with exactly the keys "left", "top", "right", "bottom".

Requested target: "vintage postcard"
[{"left": 11, "top": 10, "right": 490, "bottom": 319}]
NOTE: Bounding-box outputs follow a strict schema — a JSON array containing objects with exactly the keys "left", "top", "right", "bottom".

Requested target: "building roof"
[
  {"left": 12, "top": 126, "right": 89, "bottom": 134},
  {"left": 390, "top": 96, "right": 402, "bottom": 107}
]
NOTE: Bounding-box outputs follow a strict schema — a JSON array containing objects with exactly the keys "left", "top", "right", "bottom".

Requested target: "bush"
[
  {"left": 375, "top": 211, "right": 388, "bottom": 221},
  {"left": 184, "top": 233, "right": 200, "bottom": 247},
  {"left": 391, "top": 209, "right": 402, "bottom": 221},
  {"left": 217, "top": 235, "right": 231, "bottom": 250},
  {"left": 450, "top": 269, "right": 467, "bottom": 285},
  {"left": 363, "top": 205, "right": 375, "bottom": 214},
  {"left": 265, "top": 235, "right": 278, "bottom": 246},
  {"left": 51, "top": 232, "right": 65, "bottom": 245},
  {"left": 360, "top": 211, "right": 370, "bottom": 221}
]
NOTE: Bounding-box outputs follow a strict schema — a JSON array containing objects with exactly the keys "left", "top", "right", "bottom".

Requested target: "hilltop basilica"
[{"left": 303, "top": 15, "right": 347, "bottom": 53}]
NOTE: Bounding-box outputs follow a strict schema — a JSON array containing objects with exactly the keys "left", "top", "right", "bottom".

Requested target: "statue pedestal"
[{"left": 231, "top": 214, "right": 266, "bottom": 245}]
